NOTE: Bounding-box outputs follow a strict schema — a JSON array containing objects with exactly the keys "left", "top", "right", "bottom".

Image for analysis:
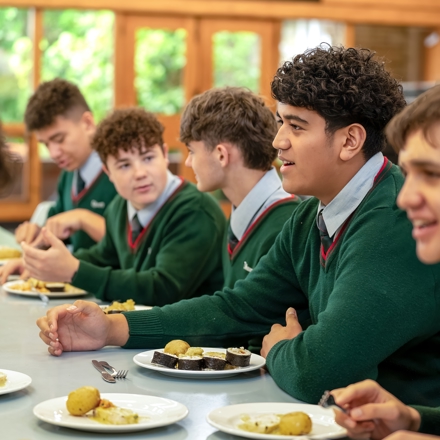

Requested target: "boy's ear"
[
  {"left": 102, "top": 164, "right": 112, "bottom": 181},
  {"left": 338, "top": 123, "right": 366, "bottom": 162},
  {"left": 80, "top": 111, "right": 95, "bottom": 131},
  {"left": 214, "top": 143, "right": 230, "bottom": 168}
]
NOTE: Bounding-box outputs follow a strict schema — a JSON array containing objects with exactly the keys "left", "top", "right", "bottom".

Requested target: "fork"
[
  {"left": 99, "top": 360, "right": 128, "bottom": 379},
  {"left": 318, "top": 390, "right": 347, "bottom": 413}
]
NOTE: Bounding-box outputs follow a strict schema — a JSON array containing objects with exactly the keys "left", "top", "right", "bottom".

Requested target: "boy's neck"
[{"left": 222, "top": 167, "right": 268, "bottom": 208}]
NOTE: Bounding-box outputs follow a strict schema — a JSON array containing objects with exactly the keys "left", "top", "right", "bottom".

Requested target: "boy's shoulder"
[{"left": 172, "top": 181, "right": 223, "bottom": 212}]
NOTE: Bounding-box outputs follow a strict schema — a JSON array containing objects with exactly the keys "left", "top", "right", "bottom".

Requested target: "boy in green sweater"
[
  {"left": 181, "top": 87, "right": 300, "bottom": 291},
  {"left": 331, "top": 86, "right": 440, "bottom": 438},
  {"left": 14, "top": 78, "right": 117, "bottom": 251},
  {"left": 37, "top": 47, "right": 440, "bottom": 408},
  {"left": 20, "top": 108, "right": 225, "bottom": 306}
]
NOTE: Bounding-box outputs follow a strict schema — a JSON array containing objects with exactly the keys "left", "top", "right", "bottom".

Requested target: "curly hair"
[
  {"left": 180, "top": 87, "right": 277, "bottom": 170},
  {"left": 92, "top": 107, "right": 164, "bottom": 163},
  {"left": 24, "top": 78, "right": 90, "bottom": 131},
  {"left": 271, "top": 45, "right": 406, "bottom": 159},
  {"left": 386, "top": 85, "right": 440, "bottom": 153}
]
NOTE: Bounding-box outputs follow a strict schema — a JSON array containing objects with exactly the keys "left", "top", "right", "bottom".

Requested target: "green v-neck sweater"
[
  {"left": 72, "top": 181, "right": 226, "bottom": 306},
  {"left": 222, "top": 197, "right": 300, "bottom": 289},
  {"left": 48, "top": 170, "right": 117, "bottom": 251},
  {"left": 123, "top": 162, "right": 440, "bottom": 407}
]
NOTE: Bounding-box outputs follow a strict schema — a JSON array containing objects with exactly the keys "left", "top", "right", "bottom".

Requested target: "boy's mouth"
[{"left": 412, "top": 219, "right": 438, "bottom": 240}]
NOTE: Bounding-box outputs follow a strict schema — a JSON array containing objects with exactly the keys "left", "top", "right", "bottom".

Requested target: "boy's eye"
[
  {"left": 290, "top": 124, "right": 302, "bottom": 131},
  {"left": 276, "top": 119, "right": 283, "bottom": 126},
  {"left": 143, "top": 155, "right": 155, "bottom": 161},
  {"left": 424, "top": 170, "right": 440, "bottom": 179}
]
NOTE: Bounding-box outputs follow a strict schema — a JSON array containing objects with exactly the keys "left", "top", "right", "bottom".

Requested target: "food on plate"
[
  {"left": 45, "top": 282, "right": 65, "bottom": 292},
  {"left": 225, "top": 347, "right": 251, "bottom": 367},
  {"left": 92, "top": 399, "right": 139, "bottom": 425},
  {"left": 152, "top": 351, "right": 178, "bottom": 369},
  {"left": 0, "top": 371, "right": 7, "bottom": 387},
  {"left": 152, "top": 340, "right": 252, "bottom": 371},
  {"left": 238, "top": 411, "right": 312, "bottom": 435},
  {"left": 66, "top": 387, "right": 139, "bottom": 425},
  {"left": 278, "top": 411, "right": 312, "bottom": 435},
  {"left": 66, "top": 386, "right": 101, "bottom": 416},
  {"left": 101, "top": 299, "right": 136, "bottom": 314},
  {"left": 177, "top": 355, "right": 203, "bottom": 370},
  {"left": 164, "top": 339, "right": 190, "bottom": 356},
  {"left": 0, "top": 246, "right": 21, "bottom": 259},
  {"left": 203, "top": 352, "right": 227, "bottom": 370}
]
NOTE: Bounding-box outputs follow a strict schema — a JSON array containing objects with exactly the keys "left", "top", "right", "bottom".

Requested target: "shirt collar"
[
  {"left": 231, "top": 167, "right": 284, "bottom": 240},
  {"left": 317, "top": 152, "right": 384, "bottom": 238},
  {"left": 77, "top": 151, "right": 102, "bottom": 187},
  {"left": 127, "top": 171, "right": 181, "bottom": 228}
]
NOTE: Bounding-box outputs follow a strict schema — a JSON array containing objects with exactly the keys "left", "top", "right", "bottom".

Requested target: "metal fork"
[
  {"left": 318, "top": 390, "right": 347, "bottom": 413},
  {"left": 99, "top": 360, "right": 128, "bottom": 379}
]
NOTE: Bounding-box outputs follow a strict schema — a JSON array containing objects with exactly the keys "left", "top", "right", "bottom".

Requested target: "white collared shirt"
[
  {"left": 74, "top": 151, "right": 103, "bottom": 195},
  {"left": 127, "top": 171, "right": 181, "bottom": 228},
  {"left": 317, "top": 152, "right": 385, "bottom": 239},
  {"left": 230, "top": 167, "right": 291, "bottom": 240}
]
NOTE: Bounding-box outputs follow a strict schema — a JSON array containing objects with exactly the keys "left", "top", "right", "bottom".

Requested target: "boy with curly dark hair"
[
  {"left": 14, "top": 78, "right": 117, "bottom": 251},
  {"left": 37, "top": 46, "right": 440, "bottom": 407},
  {"left": 16, "top": 107, "right": 225, "bottom": 306}
]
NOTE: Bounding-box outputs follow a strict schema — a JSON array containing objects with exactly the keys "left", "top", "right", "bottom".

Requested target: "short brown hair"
[
  {"left": 180, "top": 87, "right": 277, "bottom": 171},
  {"left": 24, "top": 78, "right": 90, "bottom": 131},
  {"left": 386, "top": 85, "right": 440, "bottom": 153},
  {"left": 92, "top": 107, "right": 164, "bottom": 163},
  {"left": 0, "top": 125, "right": 19, "bottom": 195}
]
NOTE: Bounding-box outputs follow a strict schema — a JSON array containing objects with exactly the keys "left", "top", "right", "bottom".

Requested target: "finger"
[
  {"left": 20, "top": 269, "right": 30, "bottom": 280},
  {"left": 334, "top": 379, "right": 383, "bottom": 406},
  {"left": 48, "top": 344, "right": 63, "bottom": 356},
  {"left": 25, "top": 224, "right": 39, "bottom": 244},
  {"left": 41, "top": 227, "right": 63, "bottom": 248},
  {"left": 22, "top": 241, "right": 45, "bottom": 260},
  {"left": 285, "top": 307, "right": 302, "bottom": 329},
  {"left": 271, "top": 323, "right": 282, "bottom": 331},
  {"left": 349, "top": 401, "right": 401, "bottom": 423}
]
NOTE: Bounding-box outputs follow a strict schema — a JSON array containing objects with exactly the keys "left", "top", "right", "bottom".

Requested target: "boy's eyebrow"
[
  {"left": 401, "top": 159, "right": 440, "bottom": 169},
  {"left": 275, "top": 111, "right": 309, "bottom": 125},
  {"left": 47, "top": 131, "right": 65, "bottom": 141}
]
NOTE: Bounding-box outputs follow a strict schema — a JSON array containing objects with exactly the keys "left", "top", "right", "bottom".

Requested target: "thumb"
[
  {"left": 285, "top": 307, "right": 302, "bottom": 331},
  {"left": 42, "top": 227, "right": 62, "bottom": 247}
]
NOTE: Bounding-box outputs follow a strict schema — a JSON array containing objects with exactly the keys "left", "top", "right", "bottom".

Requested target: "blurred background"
[{"left": 0, "top": 0, "right": 439, "bottom": 223}]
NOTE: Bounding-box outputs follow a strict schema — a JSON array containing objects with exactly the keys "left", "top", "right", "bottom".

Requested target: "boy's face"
[
  {"left": 104, "top": 144, "right": 169, "bottom": 211},
  {"left": 397, "top": 124, "right": 440, "bottom": 264},
  {"left": 274, "top": 103, "right": 339, "bottom": 200},
  {"left": 35, "top": 114, "right": 95, "bottom": 171},
  {"left": 185, "top": 140, "right": 224, "bottom": 192}
]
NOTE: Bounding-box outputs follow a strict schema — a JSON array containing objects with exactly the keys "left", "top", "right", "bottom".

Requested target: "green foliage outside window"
[
  {"left": 135, "top": 28, "right": 186, "bottom": 115},
  {"left": 41, "top": 9, "right": 114, "bottom": 122},
  {"left": 0, "top": 8, "right": 33, "bottom": 123}
]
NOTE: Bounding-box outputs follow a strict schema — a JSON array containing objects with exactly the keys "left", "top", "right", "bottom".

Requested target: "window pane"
[
  {"left": 213, "top": 31, "right": 261, "bottom": 92},
  {"left": 41, "top": 9, "right": 114, "bottom": 122},
  {"left": 0, "top": 7, "right": 33, "bottom": 123},
  {"left": 280, "top": 19, "right": 345, "bottom": 62},
  {"left": 135, "top": 28, "right": 186, "bottom": 115}
]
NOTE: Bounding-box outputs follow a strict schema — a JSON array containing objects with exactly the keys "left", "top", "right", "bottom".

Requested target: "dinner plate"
[
  {"left": 33, "top": 393, "right": 188, "bottom": 433},
  {"left": 207, "top": 402, "right": 346, "bottom": 439},
  {"left": 133, "top": 347, "right": 265, "bottom": 379},
  {"left": 0, "top": 369, "right": 32, "bottom": 395},
  {"left": 2, "top": 280, "right": 87, "bottom": 298}
]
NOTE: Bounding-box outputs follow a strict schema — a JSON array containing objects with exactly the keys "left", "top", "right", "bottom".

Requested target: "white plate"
[
  {"left": 133, "top": 347, "right": 265, "bottom": 379},
  {"left": 2, "top": 280, "right": 87, "bottom": 298},
  {"left": 100, "top": 304, "right": 152, "bottom": 313},
  {"left": 0, "top": 369, "right": 32, "bottom": 395},
  {"left": 33, "top": 393, "right": 188, "bottom": 433},
  {"left": 207, "top": 402, "right": 347, "bottom": 439},
  {"left": 0, "top": 258, "right": 10, "bottom": 266}
]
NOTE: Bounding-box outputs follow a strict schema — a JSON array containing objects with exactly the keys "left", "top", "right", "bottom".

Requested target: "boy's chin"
[{"left": 416, "top": 244, "right": 440, "bottom": 265}]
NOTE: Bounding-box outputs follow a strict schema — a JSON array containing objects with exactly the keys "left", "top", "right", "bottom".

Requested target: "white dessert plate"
[
  {"left": 207, "top": 402, "right": 347, "bottom": 439},
  {"left": 100, "top": 304, "right": 152, "bottom": 313},
  {"left": 133, "top": 347, "right": 265, "bottom": 379},
  {"left": 2, "top": 280, "right": 87, "bottom": 298},
  {"left": 33, "top": 393, "right": 188, "bottom": 433},
  {"left": 0, "top": 369, "right": 32, "bottom": 395}
]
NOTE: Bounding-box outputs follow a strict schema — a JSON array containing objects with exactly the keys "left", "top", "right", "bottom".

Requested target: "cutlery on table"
[
  {"left": 99, "top": 360, "right": 128, "bottom": 379},
  {"left": 92, "top": 360, "right": 116, "bottom": 383}
]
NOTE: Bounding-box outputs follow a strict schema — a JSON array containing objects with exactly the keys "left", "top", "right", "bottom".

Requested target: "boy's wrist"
[
  {"left": 106, "top": 314, "right": 130, "bottom": 346},
  {"left": 408, "top": 406, "right": 421, "bottom": 432},
  {"left": 68, "top": 257, "right": 80, "bottom": 282}
]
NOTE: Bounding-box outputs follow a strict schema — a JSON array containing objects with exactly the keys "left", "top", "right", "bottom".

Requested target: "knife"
[{"left": 92, "top": 360, "right": 116, "bottom": 383}]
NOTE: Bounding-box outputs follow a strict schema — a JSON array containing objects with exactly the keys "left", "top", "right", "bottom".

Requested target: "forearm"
[{"left": 77, "top": 209, "right": 106, "bottom": 242}]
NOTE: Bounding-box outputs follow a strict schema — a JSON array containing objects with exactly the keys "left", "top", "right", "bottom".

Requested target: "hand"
[
  {"left": 15, "top": 221, "right": 41, "bottom": 244},
  {"left": 384, "top": 432, "right": 439, "bottom": 440},
  {"left": 36, "top": 300, "right": 130, "bottom": 356},
  {"left": 0, "top": 258, "right": 28, "bottom": 284},
  {"left": 331, "top": 380, "right": 421, "bottom": 439},
  {"left": 261, "top": 307, "right": 302, "bottom": 358},
  {"left": 22, "top": 228, "right": 80, "bottom": 282},
  {"left": 43, "top": 210, "right": 83, "bottom": 240}
]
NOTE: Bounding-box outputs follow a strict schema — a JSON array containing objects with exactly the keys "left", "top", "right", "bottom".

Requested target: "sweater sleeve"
[
  {"left": 122, "top": 217, "right": 308, "bottom": 348},
  {"left": 265, "top": 207, "right": 440, "bottom": 403},
  {"left": 411, "top": 406, "right": 440, "bottom": 435},
  {"left": 72, "top": 206, "right": 224, "bottom": 306}
]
